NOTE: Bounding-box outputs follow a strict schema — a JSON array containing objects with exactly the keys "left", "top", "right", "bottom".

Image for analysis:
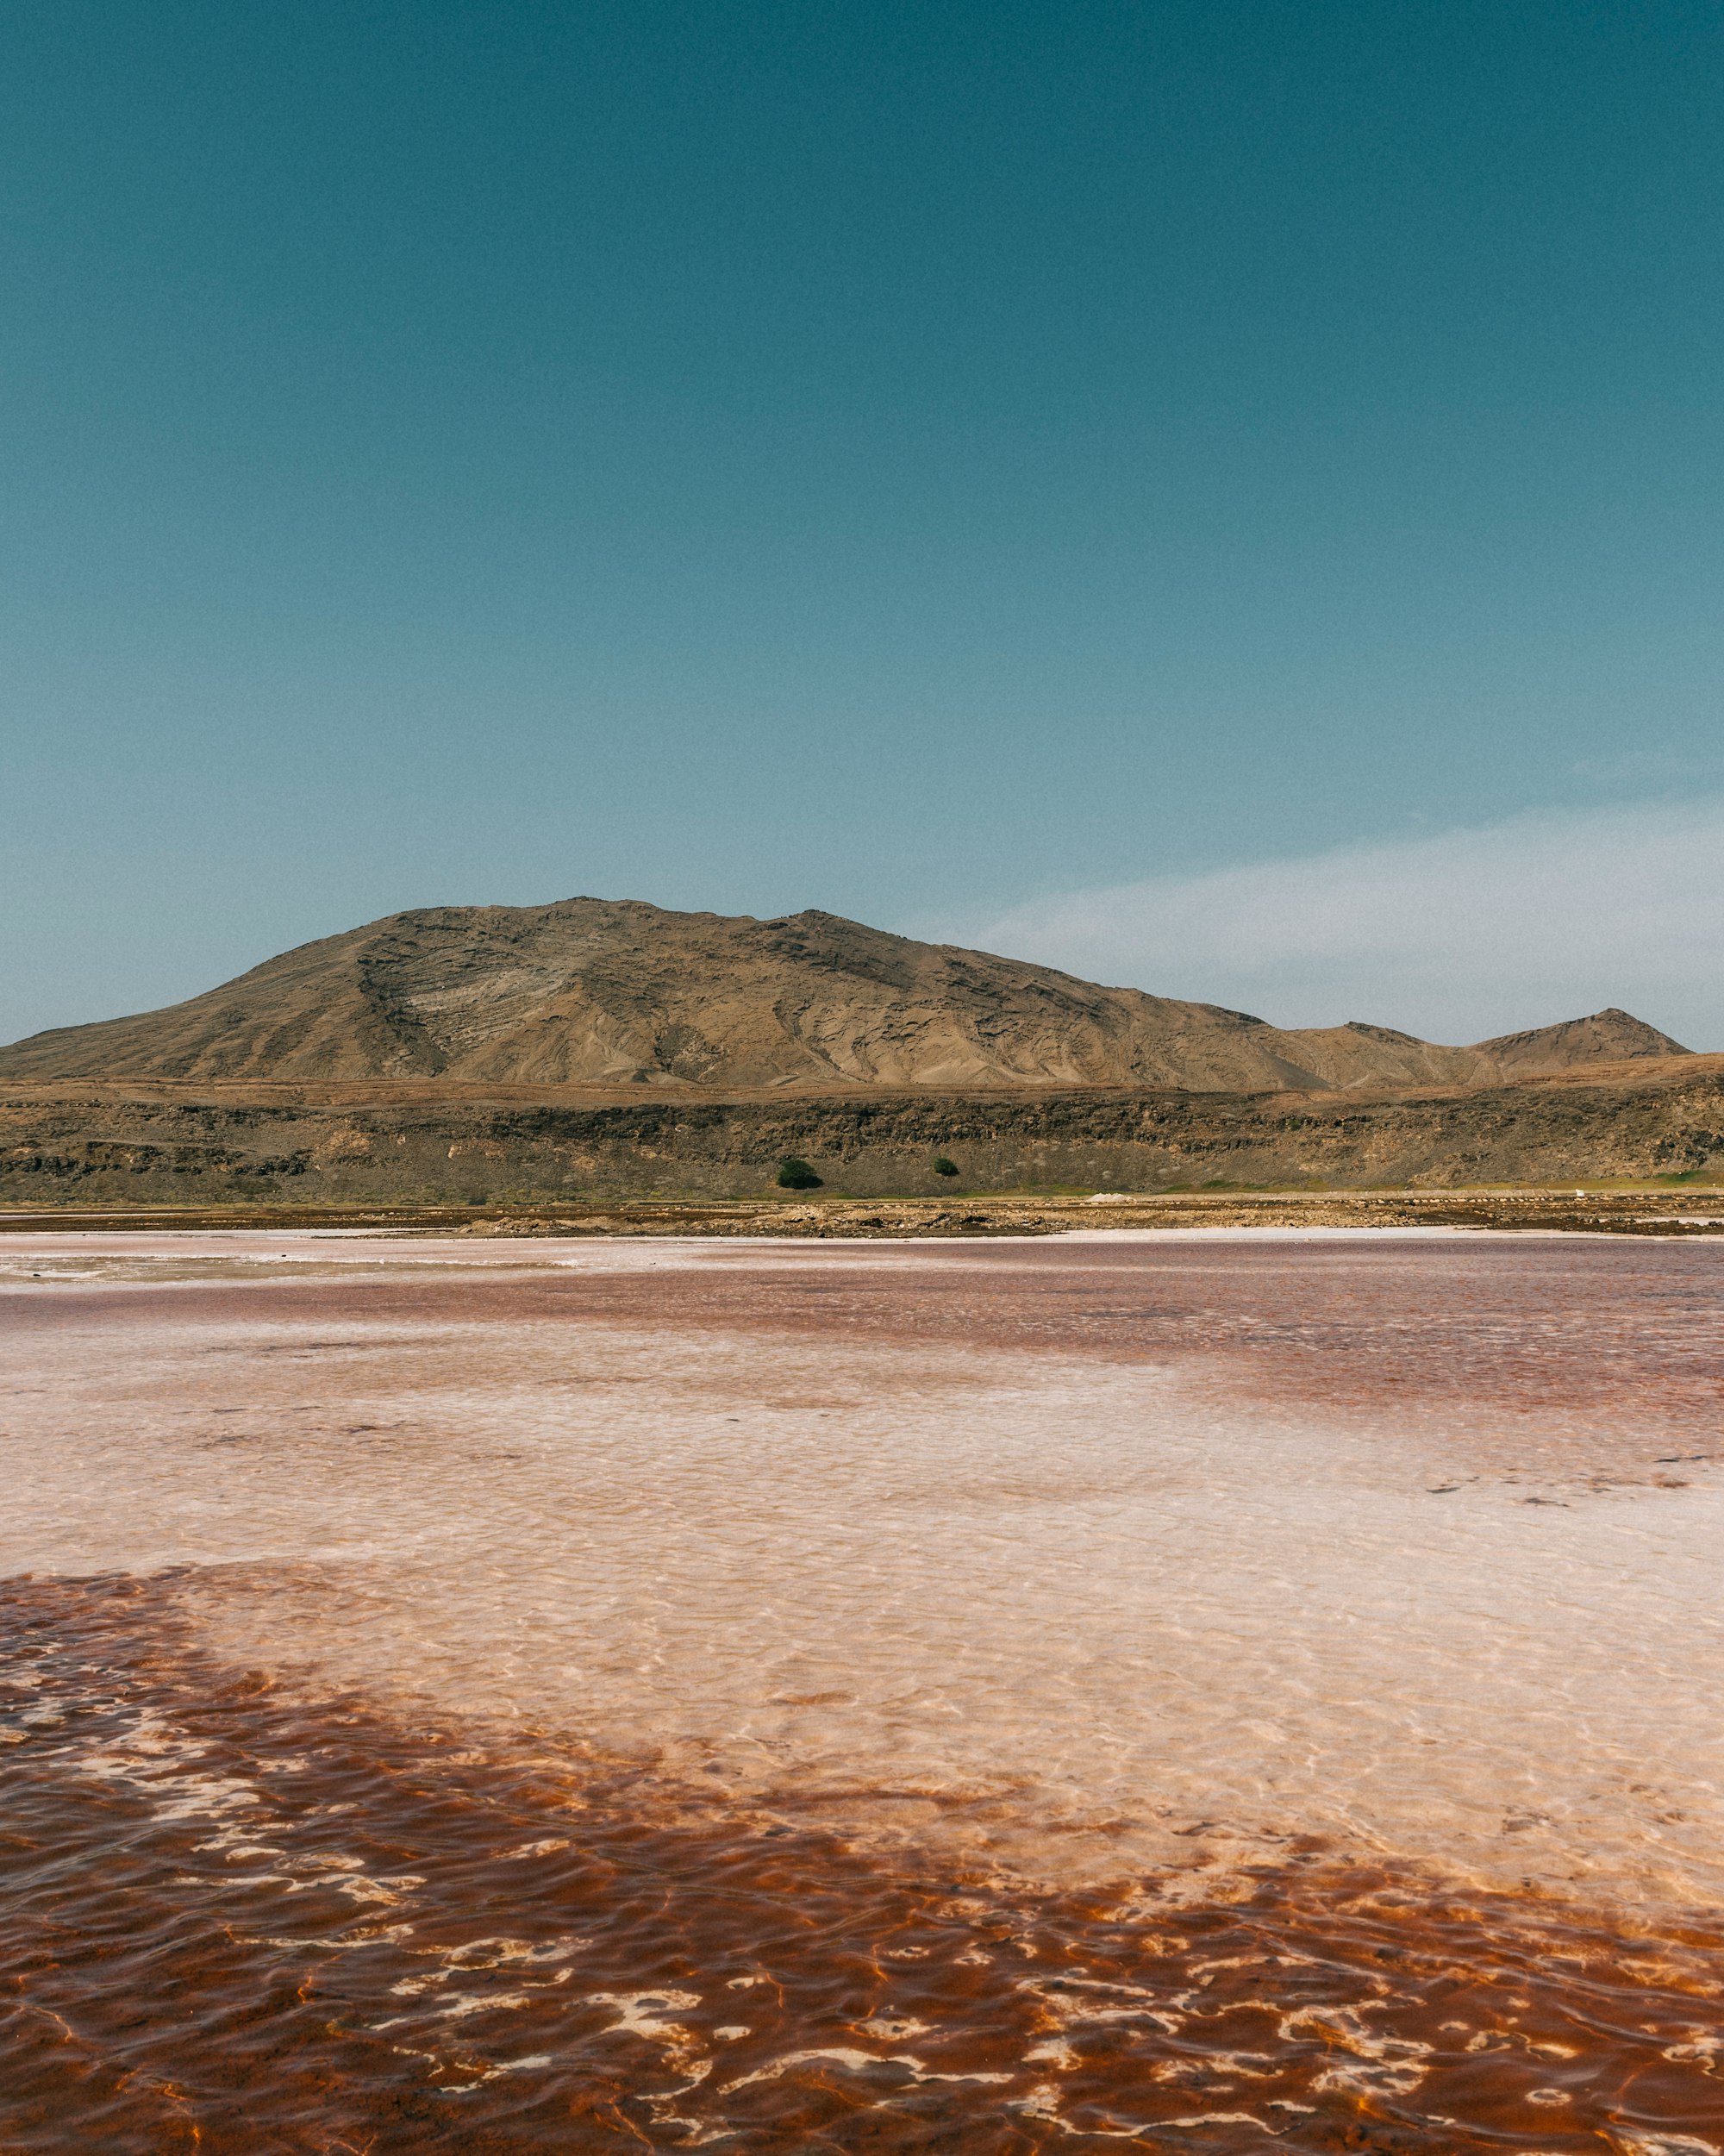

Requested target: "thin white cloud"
[{"left": 944, "top": 798, "right": 1724, "bottom": 1049}]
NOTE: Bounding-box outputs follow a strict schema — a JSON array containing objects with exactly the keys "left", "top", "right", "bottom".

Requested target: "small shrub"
[
  {"left": 776, "top": 1156, "right": 822, "bottom": 1190},
  {"left": 931, "top": 1156, "right": 959, "bottom": 1178}
]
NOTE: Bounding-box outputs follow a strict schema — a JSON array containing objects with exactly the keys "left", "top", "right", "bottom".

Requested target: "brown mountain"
[{"left": 0, "top": 898, "right": 1690, "bottom": 1093}]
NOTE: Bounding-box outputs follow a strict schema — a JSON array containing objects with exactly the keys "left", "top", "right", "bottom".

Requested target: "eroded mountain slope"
[{"left": 0, "top": 898, "right": 1689, "bottom": 1092}]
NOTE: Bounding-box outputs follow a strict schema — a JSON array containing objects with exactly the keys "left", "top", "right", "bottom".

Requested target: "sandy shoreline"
[{"left": 3, "top": 1183, "right": 1724, "bottom": 1245}]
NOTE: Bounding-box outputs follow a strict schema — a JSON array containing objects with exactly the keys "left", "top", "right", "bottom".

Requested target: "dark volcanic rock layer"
[{"left": 3, "top": 1059, "right": 1721, "bottom": 1205}]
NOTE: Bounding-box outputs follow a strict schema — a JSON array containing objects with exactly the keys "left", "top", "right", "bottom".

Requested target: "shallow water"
[{"left": 3, "top": 1230, "right": 1723, "bottom": 2149}]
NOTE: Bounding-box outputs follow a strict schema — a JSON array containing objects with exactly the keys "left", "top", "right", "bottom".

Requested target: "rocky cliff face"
[
  {"left": 0, "top": 898, "right": 1690, "bottom": 1092},
  {"left": 3, "top": 1056, "right": 1720, "bottom": 1205}
]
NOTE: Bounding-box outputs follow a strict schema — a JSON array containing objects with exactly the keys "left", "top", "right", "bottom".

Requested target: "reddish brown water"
[{"left": 3, "top": 1230, "right": 1723, "bottom": 2150}]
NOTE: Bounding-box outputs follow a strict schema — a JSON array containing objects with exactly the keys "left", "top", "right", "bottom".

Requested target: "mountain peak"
[{"left": 0, "top": 898, "right": 1690, "bottom": 1095}]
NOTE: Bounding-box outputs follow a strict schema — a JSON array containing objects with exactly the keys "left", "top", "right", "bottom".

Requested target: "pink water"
[{"left": 2, "top": 1228, "right": 1722, "bottom": 2150}]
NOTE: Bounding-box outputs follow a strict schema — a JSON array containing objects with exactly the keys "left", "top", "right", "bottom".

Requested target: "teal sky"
[{"left": 5, "top": 1, "right": 1723, "bottom": 1045}]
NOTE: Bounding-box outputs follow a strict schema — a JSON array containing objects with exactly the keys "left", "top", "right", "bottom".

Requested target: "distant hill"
[{"left": 0, "top": 898, "right": 1690, "bottom": 1093}]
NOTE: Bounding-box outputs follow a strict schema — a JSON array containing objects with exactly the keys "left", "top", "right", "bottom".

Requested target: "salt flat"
[{"left": 6, "top": 1227, "right": 1721, "bottom": 1912}]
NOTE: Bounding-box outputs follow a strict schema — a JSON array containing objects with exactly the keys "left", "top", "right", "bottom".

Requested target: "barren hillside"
[{"left": 0, "top": 898, "right": 1689, "bottom": 1093}]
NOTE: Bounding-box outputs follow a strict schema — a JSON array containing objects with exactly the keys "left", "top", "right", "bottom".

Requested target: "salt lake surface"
[{"left": 2, "top": 1228, "right": 1721, "bottom": 2152}]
